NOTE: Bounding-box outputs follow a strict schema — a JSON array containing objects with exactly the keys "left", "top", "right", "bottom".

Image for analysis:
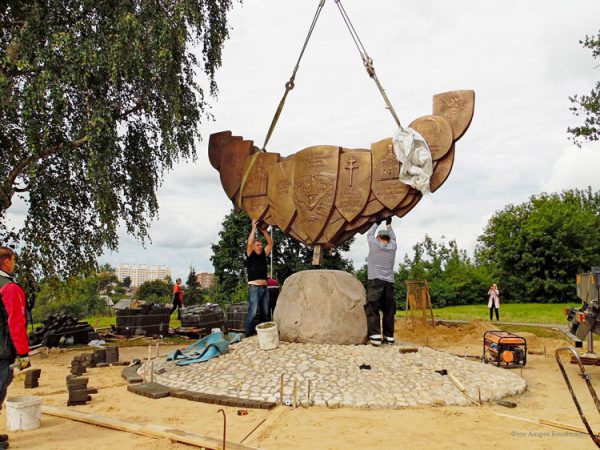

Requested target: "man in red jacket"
[{"left": 0, "top": 247, "right": 30, "bottom": 448}]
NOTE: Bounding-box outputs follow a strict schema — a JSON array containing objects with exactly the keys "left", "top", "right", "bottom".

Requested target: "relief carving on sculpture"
[{"left": 208, "top": 90, "right": 475, "bottom": 248}]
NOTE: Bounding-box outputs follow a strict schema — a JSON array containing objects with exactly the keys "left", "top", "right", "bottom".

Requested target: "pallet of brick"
[
  {"left": 225, "top": 303, "right": 261, "bottom": 332},
  {"left": 24, "top": 369, "right": 42, "bottom": 389},
  {"left": 180, "top": 303, "right": 225, "bottom": 330},
  {"left": 115, "top": 305, "right": 170, "bottom": 337}
]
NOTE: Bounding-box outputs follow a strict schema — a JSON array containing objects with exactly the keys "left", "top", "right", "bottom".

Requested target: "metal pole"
[
  {"left": 588, "top": 332, "right": 595, "bottom": 354},
  {"left": 270, "top": 227, "right": 274, "bottom": 278}
]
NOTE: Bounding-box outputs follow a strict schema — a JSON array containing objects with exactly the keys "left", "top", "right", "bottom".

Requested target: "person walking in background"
[
  {"left": 245, "top": 219, "right": 273, "bottom": 336},
  {"left": 488, "top": 283, "right": 500, "bottom": 321},
  {"left": 0, "top": 246, "right": 30, "bottom": 449},
  {"left": 170, "top": 278, "right": 184, "bottom": 319},
  {"left": 365, "top": 215, "right": 397, "bottom": 346}
]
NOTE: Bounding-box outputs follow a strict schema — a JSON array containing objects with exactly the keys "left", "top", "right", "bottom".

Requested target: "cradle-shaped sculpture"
[{"left": 208, "top": 90, "right": 475, "bottom": 248}]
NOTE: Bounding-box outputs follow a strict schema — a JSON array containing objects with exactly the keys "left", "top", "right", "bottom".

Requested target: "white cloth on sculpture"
[{"left": 392, "top": 127, "right": 433, "bottom": 195}]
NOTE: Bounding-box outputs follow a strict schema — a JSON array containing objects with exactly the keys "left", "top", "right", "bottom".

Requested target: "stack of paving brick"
[
  {"left": 28, "top": 313, "right": 95, "bottom": 347},
  {"left": 70, "top": 355, "right": 88, "bottom": 376},
  {"left": 66, "top": 375, "right": 97, "bottom": 406},
  {"left": 115, "top": 304, "right": 171, "bottom": 337},
  {"left": 24, "top": 369, "right": 42, "bottom": 389},
  {"left": 105, "top": 346, "right": 119, "bottom": 363},
  {"left": 179, "top": 303, "right": 225, "bottom": 330}
]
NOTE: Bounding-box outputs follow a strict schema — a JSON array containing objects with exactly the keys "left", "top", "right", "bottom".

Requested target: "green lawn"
[
  {"left": 397, "top": 302, "right": 578, "bottom": 325},
  {"left": 82, "top": 314, "right": 181, "bottom": 329}
]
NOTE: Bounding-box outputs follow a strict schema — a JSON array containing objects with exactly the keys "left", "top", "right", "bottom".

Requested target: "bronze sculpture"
[{"left": 208, "top": 90, "right": 474, "bottom": 252}]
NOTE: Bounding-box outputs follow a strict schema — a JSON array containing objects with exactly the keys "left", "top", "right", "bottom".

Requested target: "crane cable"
[
  {"left": 333, "top": 0, "right": 403, "bottom": 131},
  {"left": 241, "top": 0, "right": 402, "bottom": 208},
  {"left": 260, "top": 0, "right": 327, "bottom": 152},
  {"left": 238, "top": 0, "right": 325, "bottom": 208}
]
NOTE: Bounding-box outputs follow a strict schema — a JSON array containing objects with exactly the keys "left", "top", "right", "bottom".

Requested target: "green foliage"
[
  {"left": 135, "top": 279, "right": 170, "bottom": 303},
  {"left": 476, "top": 188, "right": 600, "bottom": 303},
  {"left": 210, "top": 208, "right": 354, "bottom": 303},
  {"left": 33, "top": 272, "right": 110, "bottom": 321},
  {"left": 395, "top": 235, "right": 494, "bottom": 309},
  {"left": 186, "top": 267, "right": 199, "bottom": 289},
  {"left": 121, "top": 276, "right": 132, "bottom": 288},
  {"left": 569, "top": 31, "right": 600, "bottom": 145},
  {"left": 0, "top": 0, "right": 236, "bottom": 277}
]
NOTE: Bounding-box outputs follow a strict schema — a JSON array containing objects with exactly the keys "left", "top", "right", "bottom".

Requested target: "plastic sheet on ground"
[{"left": 166, "top": 331, "right": 243, "bottom": 366}]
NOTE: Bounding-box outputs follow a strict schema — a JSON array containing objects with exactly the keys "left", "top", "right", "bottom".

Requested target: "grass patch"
[{"left": 397, "top": 302, "right": 578, "bottom": 325}]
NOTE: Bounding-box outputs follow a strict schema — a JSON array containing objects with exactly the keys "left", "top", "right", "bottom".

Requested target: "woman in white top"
[{"left": 488, "top": 283, "right": 500, "bottom": 321}]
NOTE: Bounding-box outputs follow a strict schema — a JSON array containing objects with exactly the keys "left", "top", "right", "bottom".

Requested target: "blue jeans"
[
  {"left": 0, "top": 359, "right": 14, "bottom": 410},
  {"left": 246, "top": 285, "right": 270, "bottom": 336}
]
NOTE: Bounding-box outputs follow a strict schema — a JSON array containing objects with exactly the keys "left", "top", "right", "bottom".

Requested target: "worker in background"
[
  {"left": 170, "top": 278, "right": 184, "bottom": 319},
  {"left": 245, "top": 219, "right": 273, "bottom": 336},
  {"left": 488, "top": 283, "right": 500, "bottom": 321},
  {"left": 0, "top": 246, "right": 30, "bottom": 449},
  {"left": 365, "top": 215, "right": 397, "bottom": 346}
]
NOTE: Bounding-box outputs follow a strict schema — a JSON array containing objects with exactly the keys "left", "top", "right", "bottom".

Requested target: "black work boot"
[{"left": 0, "top": 434, "right": 7, "bottom": 442}]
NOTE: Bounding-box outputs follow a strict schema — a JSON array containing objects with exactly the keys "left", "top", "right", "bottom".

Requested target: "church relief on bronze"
[{"left": 208, "top": 90, "right": 475, "bottom": 248}]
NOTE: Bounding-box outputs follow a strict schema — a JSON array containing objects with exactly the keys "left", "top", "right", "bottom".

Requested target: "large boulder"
[{"left": 273, "top": 270, "right": 367, "bottom": 345}]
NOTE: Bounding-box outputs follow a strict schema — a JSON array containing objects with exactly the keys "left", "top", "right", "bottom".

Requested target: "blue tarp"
[{"left": 167, "top": 331, "right": 243, "bottom": 366}]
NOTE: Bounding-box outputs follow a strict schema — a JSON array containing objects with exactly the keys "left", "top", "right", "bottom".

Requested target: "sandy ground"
[{"left": 1, "top": 321, "right": 599, "bottom": 450}]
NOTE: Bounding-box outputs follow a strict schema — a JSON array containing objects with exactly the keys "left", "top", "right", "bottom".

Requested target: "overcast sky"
[{"left": 98, "top": 0, "right": 600, "bottom": 281}]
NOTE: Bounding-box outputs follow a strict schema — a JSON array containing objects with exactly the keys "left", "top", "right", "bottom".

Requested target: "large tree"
[
  {"left": 476, "top": 188, "right": 600, "bottom": 303},
  {"left": 569, "top": 30, "right": 600, "bottom": 145},
  {"left": 395, "top": 235, "right": 493, "bottom": 309},
  {"left": 210, "top": 208, "right": 354, "bottom": 301},
  {"left": 0, "top": 1, "right": 235, "bottom": 276}
]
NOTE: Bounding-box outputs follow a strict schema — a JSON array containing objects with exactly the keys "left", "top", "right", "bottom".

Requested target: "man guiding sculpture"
[
  {"left": 245, "top": 219, "right": 273, "bottom": 336},
  {"left": 365, "top": 215, "right": 397, "bottom": 346}
]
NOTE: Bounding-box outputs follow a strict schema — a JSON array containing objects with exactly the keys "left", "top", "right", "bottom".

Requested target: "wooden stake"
[
  {"left": 155, "top": 342, "right": 159, "bottom": 358},
  {"left": 41, "top": 405, "right": 258, "bottom": 450},
  {"left": 293, "top": 380, "right": 298, "bottom": 408},
  {"left": 307, "top": 379, "right": 311, "bottom": 407},
  {"left": 279, "top": 374, "right": 284, "bottom": 405}
]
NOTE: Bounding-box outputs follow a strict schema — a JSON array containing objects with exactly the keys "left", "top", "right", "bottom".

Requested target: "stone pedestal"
[{"left": 273, "top": 270, "right": 367, "bottom": 345}]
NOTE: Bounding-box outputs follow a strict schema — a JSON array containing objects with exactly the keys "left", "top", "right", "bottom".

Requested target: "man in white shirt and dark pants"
[{"left": 365, "top": 215, "right": 397, "bottom": 346}]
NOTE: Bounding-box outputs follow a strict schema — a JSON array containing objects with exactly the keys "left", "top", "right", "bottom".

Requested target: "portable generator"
[{"left": 483, "top": 330, "right": 527, "bottom": 367}]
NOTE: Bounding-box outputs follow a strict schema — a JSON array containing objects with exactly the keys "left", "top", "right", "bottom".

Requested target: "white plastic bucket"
[
  {"left": 6, "top": 396, "right": 43, "bottom": 431},
  {"left": 256, "top": 322, "right": 279, "bottom": 350}
]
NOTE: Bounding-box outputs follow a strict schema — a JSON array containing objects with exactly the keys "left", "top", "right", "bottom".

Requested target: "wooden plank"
[{"left": 41, "top": 405, "right": 260, "bottom": 450}]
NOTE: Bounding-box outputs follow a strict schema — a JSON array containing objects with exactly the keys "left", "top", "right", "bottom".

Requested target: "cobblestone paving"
[{"left": 143, "top": 338, "right": 527, "bottom": 409}]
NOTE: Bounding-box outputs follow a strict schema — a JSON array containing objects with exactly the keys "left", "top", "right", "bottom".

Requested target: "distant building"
[
  {"left": 196, "top": 272, "right": 215, "bottom": 289},
  {"left": 115, "top": 264, "right": 171, "bottom": 287}
]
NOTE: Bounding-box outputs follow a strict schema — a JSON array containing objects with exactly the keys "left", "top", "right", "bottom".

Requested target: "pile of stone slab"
[
  {"left": 24, "top": 369, "right": 42, "bottom": 389},
  {"left": 115, "top": 304, "right": 171, "bottom": 337},
  {"left": 28, "top": 313, "right": 95, "bottom": 347},
  {"left": 179, "top": 303, "right": 225, "bottom": 330},
  {"left": 66, "top": 375, "right": 97, "bottom": 406}
]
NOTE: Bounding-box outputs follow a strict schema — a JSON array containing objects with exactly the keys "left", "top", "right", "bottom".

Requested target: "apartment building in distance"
[
  {"left": 196, "top": 272, "right": 215, "bottom": 289},
  {"left": 115, "top": 264, "right": 172, "bottom": 287}
]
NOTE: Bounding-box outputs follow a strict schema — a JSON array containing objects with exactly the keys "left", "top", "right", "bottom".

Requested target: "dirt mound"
[
  {"left": 395, "top": 319, "right": 569, "bottom": 353},
  {"left": 395, "top": 319, "right": 498, "bottom": 349}
]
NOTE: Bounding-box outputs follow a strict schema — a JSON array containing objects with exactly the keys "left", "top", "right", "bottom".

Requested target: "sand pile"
[{"left": 394, "top": 319, "right": 568, "bottom": 353}]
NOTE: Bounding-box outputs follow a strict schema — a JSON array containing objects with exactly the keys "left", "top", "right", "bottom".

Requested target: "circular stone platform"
[{"left": 143, "top": 338, "right": 526, "bottom": 408}]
